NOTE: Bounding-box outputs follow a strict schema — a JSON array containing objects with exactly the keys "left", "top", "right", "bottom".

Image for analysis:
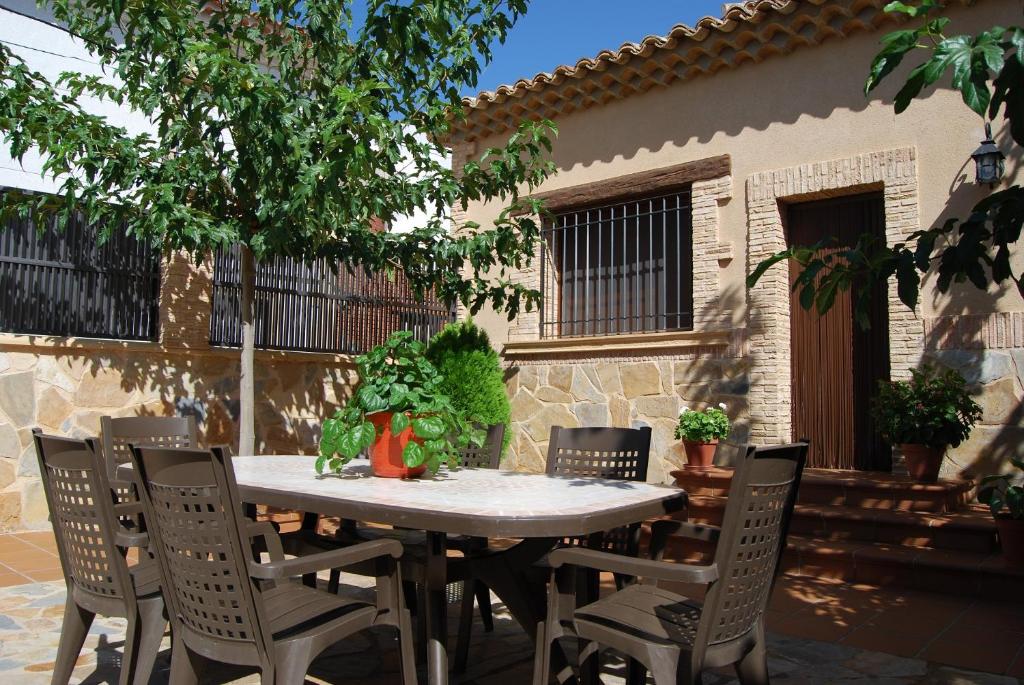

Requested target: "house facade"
[{"left": 452, "top": 0, "right": 1024, "bottom": 484}]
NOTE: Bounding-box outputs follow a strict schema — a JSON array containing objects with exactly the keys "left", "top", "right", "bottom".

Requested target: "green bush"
[
  {"left": 427, "top": 320, "right": 512, "bottom": 456},
  {"left": 674, "top": 404, "right": 730, "bottom": 443}
]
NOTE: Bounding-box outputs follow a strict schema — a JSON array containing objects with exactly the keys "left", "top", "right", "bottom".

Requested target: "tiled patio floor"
[{"left": 1, "top": 531, "right": 1022, "bottom": 684}]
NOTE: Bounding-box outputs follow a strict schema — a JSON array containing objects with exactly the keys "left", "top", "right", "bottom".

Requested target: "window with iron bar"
[
  {"left": 540, "top": 189, "right": 694, "bottom": 338},
  {"left": 0, "top": 190, "right": 161, "bottom": 341}
]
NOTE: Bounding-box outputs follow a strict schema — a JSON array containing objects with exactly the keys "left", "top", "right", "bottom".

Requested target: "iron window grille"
[
  {"left": 209, "top": 245, "right": 454, "bottom": 354},
  {"left": 540, "top": 189, "right": 694, "bottom": 338},
  {"left": 0, "top": 194, "right": 161, "bottom": 341}
]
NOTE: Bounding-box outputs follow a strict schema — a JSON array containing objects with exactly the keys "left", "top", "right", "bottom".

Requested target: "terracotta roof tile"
[{"left": 452, "top": 0, "right": 965, "bottom": 142}]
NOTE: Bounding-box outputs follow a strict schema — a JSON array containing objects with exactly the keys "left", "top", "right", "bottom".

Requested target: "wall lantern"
[{"left": 972, "top": 121, "right": 1005, "bottom": 186}]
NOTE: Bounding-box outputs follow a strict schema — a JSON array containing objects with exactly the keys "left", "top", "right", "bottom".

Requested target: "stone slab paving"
[{"left": 0, "top": 579, "right": 1020, "bottom": 684}]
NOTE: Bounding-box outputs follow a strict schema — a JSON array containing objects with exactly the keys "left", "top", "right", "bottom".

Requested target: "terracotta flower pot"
[
  {"left": 366, "top": 412, "right": 427, "bottom": 479},
  {"left": 682, "top": 440, "right": 718, "bottom": 471},
  {"left": 996, "top": 515, "right": 1024, "bottom": 567},
  {"left": 899, "top": 443, "right": 945, "bottom": 483}
]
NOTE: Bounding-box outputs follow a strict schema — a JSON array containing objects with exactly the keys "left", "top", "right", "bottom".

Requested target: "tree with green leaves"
[
  {"left": 0, "top": 1, "right": 555, "bottom": 454},
  {"left": 749, "top": 0, "right": 1024, "bottom": 327}
]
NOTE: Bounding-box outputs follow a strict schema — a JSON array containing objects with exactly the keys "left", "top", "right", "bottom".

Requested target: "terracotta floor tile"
[
  {"left": 23, "top": 567, "right": 64, "bottom": 582},
  {"left": 0, "top": 570, "right": 30, "bottom": 587},
  {"left": 2, "top": 549, "right": 59, "bottom": 573},
  {"left": 0, "top": 535, "right": 38, "bottom": 556},
  {"left": 852, "top": 608, "right": 951, "bottom": 642},
  {"left": 1007, "top": 647, "right": 1024, "bottom": 679},
  {"left": 769, "top": 608, "right": 860, "bottom": 643},
  {"left": 957, "top": 601, "right": 1024, "bottom": 633},
  {"left": 14, "top": 532, "right": 58, "bottom": 554},
  {"left": 840, "top": 624, "right": 934, "bottom": 658},
  {"left": 921, "top": 622, "right": 1024, "bottom": 674}
]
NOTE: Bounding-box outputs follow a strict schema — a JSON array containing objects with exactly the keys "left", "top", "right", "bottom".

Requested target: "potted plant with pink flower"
[{"left": 675, "top": 403, "right": 730, "bottom": 470}]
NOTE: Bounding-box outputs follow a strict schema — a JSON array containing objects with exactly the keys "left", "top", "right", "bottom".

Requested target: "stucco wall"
[{"left": 461, "top": 0, "right": 1024, "bottom": 481}]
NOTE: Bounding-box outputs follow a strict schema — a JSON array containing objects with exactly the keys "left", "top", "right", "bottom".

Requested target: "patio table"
[{"left": 122, "top": 455, "right": 686, "bottom": 685}]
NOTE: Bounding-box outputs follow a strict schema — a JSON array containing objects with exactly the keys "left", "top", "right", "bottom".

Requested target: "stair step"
[
  {"left": 671, "top": 467, "right": 974, "bottom": 513},
  {"left": 684, "top": 495, "right": 999, "bottom": 553},
  {"left": 649, "top": 530, "right": 1020, "bottom": 601}
]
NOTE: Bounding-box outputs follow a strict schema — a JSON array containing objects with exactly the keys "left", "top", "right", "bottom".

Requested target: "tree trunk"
[{"left": 239, "top": 244, "right": 256, "bottom": 456}]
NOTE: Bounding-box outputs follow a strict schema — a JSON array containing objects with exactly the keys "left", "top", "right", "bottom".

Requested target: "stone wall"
[
  {"left": 923, "top": 312, "right": 1024, "bottom": 479},
  {"left": 0, "top": 251, "right": 357, "bottom": 530},
  {"left": 504, "top": 333, "right": 749, "bottom": 484}
]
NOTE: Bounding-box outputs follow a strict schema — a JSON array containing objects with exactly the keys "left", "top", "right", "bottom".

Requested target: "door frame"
[
  {"left": 743, "top": 147, "right": 926, "bottom": 467},
  {"left": 785, "top": 192, "right": 892, "bottom": 471}
]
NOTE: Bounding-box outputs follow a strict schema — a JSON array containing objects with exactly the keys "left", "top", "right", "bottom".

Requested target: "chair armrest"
[
  {"left": 649, "top": 519, "right": 720, "bottom": 561},
  {"left": 248, "top": 538, "right": 403, "bottom": 580},
  {"left": 548, "top": 546, "right": 718, "bottom": 585},
  {"left": 246, "top": 520, "right": 285, "bottom": 562}
]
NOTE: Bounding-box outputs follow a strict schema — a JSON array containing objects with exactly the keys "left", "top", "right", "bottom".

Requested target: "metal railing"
[
  {"left": 209, "top": 245, "right": 454, "bottom": 354},
  {"left": 540, "top": 190, "right": 694, "bottom": 338},
  {"left": 0, "top": 197, "right": 161, "bottom": 341}
]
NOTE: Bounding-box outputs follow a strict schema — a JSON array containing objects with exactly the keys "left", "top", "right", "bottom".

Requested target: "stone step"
[
  {"left": 649, "top": 529, "right": 1020, "bottom": 602},
  {"left": 685, "top": 495, "right": 999, "bottom": 554},
  {"left": 671, "top": 467, "right": 975, "bottom": 514}
]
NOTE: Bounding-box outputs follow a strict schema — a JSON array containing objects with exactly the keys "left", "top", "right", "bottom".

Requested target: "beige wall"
[
  {"left": 0, "top": 252, "right": 358, "bottom": 530},
  {"left": 461, "top": 0, "right": 1024, "bottom": 481}
]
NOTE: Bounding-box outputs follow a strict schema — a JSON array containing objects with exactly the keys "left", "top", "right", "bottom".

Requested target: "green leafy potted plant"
[
  {"left": 426, "top": 319, "right": 512, "bottom": 456},
  {"left": 674, "top": 404, "right": 730, "bottom": 470},
  {"left": 871, "top": 365, "right": 982, "bottom": 483},
  {"left": 979, "top": 458, "right": 1024, "bottom": 567},
  {"left": 316, "top": 331, "right": 482, "bottom": 478}
]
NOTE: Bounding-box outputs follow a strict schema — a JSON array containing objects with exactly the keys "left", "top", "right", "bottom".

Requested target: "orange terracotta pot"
[
  {"left": 367, "top": 412, "right": 427, "bottom": 479},
  {"left": 682, "top": 440, "right": 718, "bottom": 470},
  {"left": 996, "top": 515, "right": 1024, "bottom": 567},
  {"left": 899, "top": 443, "right": 944, "bottom": 483}
]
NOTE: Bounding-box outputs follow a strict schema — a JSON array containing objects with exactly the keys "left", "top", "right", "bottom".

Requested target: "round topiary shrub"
[{"left": 426, "top": 319, "right": 512, "bottom": 456}]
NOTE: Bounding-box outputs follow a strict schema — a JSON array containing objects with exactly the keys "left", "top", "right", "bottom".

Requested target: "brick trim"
[{"left": 744, "top": 147, "right": 924, "bottom": 445}]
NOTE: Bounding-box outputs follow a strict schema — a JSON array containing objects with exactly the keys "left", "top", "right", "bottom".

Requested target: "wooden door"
[{"left": 788, "top": 194, "right": 891, "bottom": 471}]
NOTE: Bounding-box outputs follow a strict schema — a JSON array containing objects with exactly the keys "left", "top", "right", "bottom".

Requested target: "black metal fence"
[
  {"left": 209, "top": 245, "right": 454, "bottom": 354},
  {"left": 0, "top": 199, "right": 161, "bottom": 341},
  {"left": 540, "top": 190, "right": 694, "bottom": 338}
]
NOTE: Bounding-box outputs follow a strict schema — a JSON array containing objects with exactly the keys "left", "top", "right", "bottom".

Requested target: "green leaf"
[
  {"left": 338, "top": 427, "right": 366, "bottom": 459},
  {"left": 402, "top": 440, "right": 426, "bottom": 467},
  {"left": 411, "top": 415, "right": 446, "bottom": 440},
  {"left": 866, "top": 29, "right": 920, "bottom": 94},
  {"left": 391, "top": 411, "right": 411, "bottom": 434}
]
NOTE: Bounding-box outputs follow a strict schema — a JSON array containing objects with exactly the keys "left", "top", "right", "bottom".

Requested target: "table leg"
[{"left": 424, "top": 531, "right": 449, "bottom": 685}]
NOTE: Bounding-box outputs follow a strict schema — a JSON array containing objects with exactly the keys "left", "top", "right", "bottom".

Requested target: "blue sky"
[{"left": 469, "top": 1, "right": 727, "bottom": 96}]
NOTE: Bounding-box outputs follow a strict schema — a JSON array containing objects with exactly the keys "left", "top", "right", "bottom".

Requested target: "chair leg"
[
  {"left": 120, "top": 598, "right": 166, "bottom": 685},
  {"left": 475, "top": 581, "right": 494, "bottom": 632},
  {"left": 626, "top": 657, "right": 647, "bottom": 685},
  {"left": 454, "top": 580, "right": 475, "bottom": 674},
  {"left": 735, "top": 620, "right": 769, "bottom": 685},
  {"left": 414, "top": 585, "right": 428, "bottom": 665},
  {"left": 397, "top": 609, "right": 418, "bottom": 685},
  {"left": 328, "top": 568, "right": 341, "bottom": 594},
  {"left": 168, "top": 635, "right": 203, "bottom": 685},
  {"left": 51, "top": 597, "right": 94, "bottom": 685},
  {"left": 531, "top": 615, "right": 553, "bottom": 685}
]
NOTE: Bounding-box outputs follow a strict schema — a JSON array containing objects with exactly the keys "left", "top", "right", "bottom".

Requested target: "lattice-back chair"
[
  {"left": 128, "top": 445, "right": 416, "bottom": 685},
  {"left": 100, "top": 415, "right": 197, "bottom": 505},
  {"left": 32, "top": 429, "right": 165, "bottom": 685},
  {"left": 459, "top": 422, "right": 505, "bottom": 469},
  {"left": 546, "top": 425, "right": 651, "bottom": 564},
  {"left": 534, "top": 441, "right": 809, "bottom": 685}
]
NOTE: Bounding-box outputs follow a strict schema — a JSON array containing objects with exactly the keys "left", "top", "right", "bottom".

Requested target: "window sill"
[{"left": 501, "top": 329, "right": 737, "bottom": 358}]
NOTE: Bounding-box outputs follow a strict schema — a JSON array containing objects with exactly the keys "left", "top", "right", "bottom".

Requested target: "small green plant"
[
  {"left": 316, "top": 331, "right": 482, "bottom": 475},
  {"left": 675, "top": 404, "right": 730, "bottom": 444},
  {"left": 979, "top": 458, "right": 1024, "bottom": 521},
  {"left": 871, "top": 364, "right": 982, "bottom": 449},
  {"left": 426, "top": 319, "right": 511, "bottom": 455}
]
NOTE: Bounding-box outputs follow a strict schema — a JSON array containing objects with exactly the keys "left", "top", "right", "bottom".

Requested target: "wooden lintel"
[{"left": 519, "top": 154, "right": 731, "bottom": 215}]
